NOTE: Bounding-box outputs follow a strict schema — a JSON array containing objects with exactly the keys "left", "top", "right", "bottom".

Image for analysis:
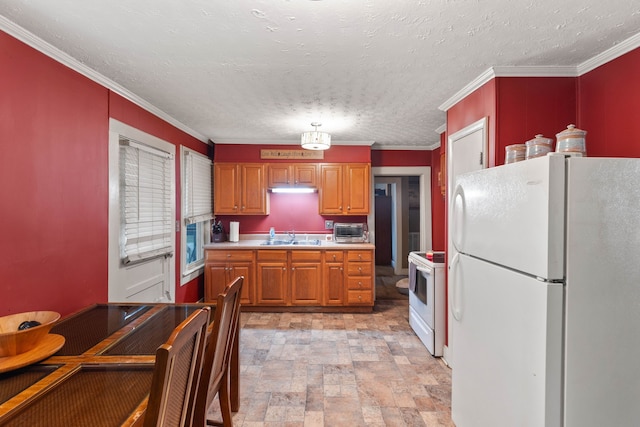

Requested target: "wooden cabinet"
[
  {"left": 345, "top": 250, "right": 373, "bottom": 305},
  {"left": 204, "top": 250, "right": 255, "bottom": 305},
  {"left": 256, "top": 250, "right": 288, "bottom": 305},
  {"left": 323, "top": 250, "right": 344, "bottom": 306},
  {"left": 290, "top": 250, "right": 322, "bottom": 305},
  {"left": 267, "top": 163, "right": 317, "bottom": 188},
  {"left": 256, "top": 250, "right": 322, "bottom": 306},
  {"left": 214, "top": 163, "right": 268, "bottom": 215},
  {"left": 205, "top": 247, "right": 373, "bottom": 310},
  {"left": 319, "top": 163, "right": 370, "bottom": 215}
]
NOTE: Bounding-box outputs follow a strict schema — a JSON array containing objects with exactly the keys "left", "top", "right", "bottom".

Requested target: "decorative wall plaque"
[{"left": 260, "top": 149, "right": 324, "bottom": 160}]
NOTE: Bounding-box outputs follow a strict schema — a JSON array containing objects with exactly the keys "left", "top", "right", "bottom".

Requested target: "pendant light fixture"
[{"left": 301, "top": 122, "right": 331, "bottom": 150}]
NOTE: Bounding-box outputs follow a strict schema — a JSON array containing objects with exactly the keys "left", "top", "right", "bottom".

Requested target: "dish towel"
[{"left": 409, "top": 260, "right": 417, "bottom": 293}]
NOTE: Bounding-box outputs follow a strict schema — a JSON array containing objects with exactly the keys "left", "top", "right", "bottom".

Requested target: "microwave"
[{"left": 333, "top": 223, "right": 367, "bottom": 243}]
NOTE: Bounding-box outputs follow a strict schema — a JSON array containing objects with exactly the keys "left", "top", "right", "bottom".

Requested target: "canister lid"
[
  {"left": 525, "top": 134, "right": 553, "bottom": 146},
  {"left": 556, "top": 124, "right": 587, "bottom": 140}
]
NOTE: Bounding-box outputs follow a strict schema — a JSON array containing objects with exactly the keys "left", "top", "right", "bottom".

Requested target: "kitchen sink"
[
  {"left": 260, "top": 239, "right": 292, "bottom": 246},
  {"left": 260, "top": 239, "right": 321, "bottom": 246}
]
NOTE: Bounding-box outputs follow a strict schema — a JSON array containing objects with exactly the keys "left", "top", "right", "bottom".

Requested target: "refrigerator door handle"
[
  {"left": 451, "top": 184, "right": 466, "bottom": 253},
  {"left": 450, "top": 252, "right": 462, "bottom": 321}
]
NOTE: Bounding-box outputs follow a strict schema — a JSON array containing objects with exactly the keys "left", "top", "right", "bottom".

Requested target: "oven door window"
[{"left": 414, "top": 266, "right": 431, "bottom": 305}]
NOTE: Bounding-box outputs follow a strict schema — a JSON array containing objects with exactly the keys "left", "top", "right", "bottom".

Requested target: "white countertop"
[{"left": 204, "top": 235, "right": 374, "bottom": 250}]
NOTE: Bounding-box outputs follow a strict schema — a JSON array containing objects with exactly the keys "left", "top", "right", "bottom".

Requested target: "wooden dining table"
[{"left": 0, "top": 303, "right": 239, "bottom": 426}]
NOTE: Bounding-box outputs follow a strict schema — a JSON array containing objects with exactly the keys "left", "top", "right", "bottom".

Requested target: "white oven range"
[{"left": 408, "top": 251, "right": 446, "bottom": 356}]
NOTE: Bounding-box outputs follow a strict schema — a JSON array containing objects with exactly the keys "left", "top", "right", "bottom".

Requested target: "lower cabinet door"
[
  {"left": 257, "top": 262, "right": 288, "bottom": 305},
  {"left": 291, "top": 262, "right": 322, "bottom": 305}
]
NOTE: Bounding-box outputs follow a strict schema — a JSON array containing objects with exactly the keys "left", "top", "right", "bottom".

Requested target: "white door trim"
[
  {"left": 108, "top": 118, "right": 176, "bottom": 302},
  {"left": 370, "top": 166, "right": 432, "bottom": 276}
]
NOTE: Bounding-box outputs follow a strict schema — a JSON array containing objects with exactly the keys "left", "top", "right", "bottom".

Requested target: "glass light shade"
[{"left": 301, "top": 131, "right": 331, "bottom": 150}]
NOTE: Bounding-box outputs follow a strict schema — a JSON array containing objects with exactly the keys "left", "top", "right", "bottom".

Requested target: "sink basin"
[
  {"left": 260, "top": 239, "right": 322, "bottom": 246},
  {"left": 291, "top": 239, "right": 322, "bottom": 246},
  {"left": 260, "top": 240, "right": 293, "bottom": 246}
]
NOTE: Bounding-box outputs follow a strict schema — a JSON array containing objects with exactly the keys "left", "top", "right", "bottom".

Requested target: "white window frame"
[{"left": 180, "top": 146, "right": 212, "bottom": 285}]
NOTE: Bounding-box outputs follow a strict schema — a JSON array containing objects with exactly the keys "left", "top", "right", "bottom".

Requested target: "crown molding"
[
  {"left": 435, "top": 123, "right": 446, "bottom": 134},
  {"left": 214, "top": 139, "right": 375, "bottom": 146},
  {"left": 0, "top": 16, "right": 208, "bottom": 143},
  {"left": 371, "top": 142, "right": 440, "bottom": 151},
  {"left": 577, "top": 32, "right": 640, "bottom": 75},
  {"left": 438, "top": 68, "right": 496, "bottom": 112},
  {"left": 439, "top": 31, "right": 640, "bottom": 112}
]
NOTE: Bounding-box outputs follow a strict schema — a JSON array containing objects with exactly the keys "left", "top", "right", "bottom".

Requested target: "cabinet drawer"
[
  {"left": 347, "top": 290, "right": 373, "bottom": 305},
  {"left": 347, "top": 262, "right": 372, "bottom": 276},
  {"left": 257, "top": 250, "right": 288, "bottom": 261},
  {"left": 206, "top": 250, "right": 254, "bottom": 262},
  {"left": 291, "top": 250, "right": 322, "bottom": 262},
  {"left": 347, "top": 250, "right": 372, "bottom": 262},
  {"left": 324, "top": 250, "right": 344, "bottom": 262},
  {"left": 347, "top": 276, "right": 372, "bottom": 290}
]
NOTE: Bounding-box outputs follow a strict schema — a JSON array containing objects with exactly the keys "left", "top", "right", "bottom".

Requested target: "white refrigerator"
[{"left": 449, "top": 153, "right": 640, "bottom": 427}]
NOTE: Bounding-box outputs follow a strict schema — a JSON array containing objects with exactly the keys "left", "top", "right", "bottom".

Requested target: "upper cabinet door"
[
  {"left": 267, "top": 164, "right": 292, "bottom": 187},
  {"left": 240, "top": 163, "right": 268, "bottom": 214},
  {"left": 214, "top": 163, "right": 239, "bottom": 214},
  {"left": 319, "top": 164, "right": 344, "bottom": 214},
  {"left": 344, "top": 163, "right": 370, "bottom": 214},
  {"left": 293, "top": 164, "right": 317, "bottom": 188}
]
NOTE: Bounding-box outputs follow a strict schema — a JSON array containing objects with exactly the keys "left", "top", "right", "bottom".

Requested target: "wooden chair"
[
  {"left": 192, "top": 276, "right": 244, "bottom": 427},
  {"left": 143, "top": 307, "right": 211, "bottom": 427}
]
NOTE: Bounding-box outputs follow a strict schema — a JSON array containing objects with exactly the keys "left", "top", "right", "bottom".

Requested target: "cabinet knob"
[
  {"left": 340, "top": 267, "right": 343, "bottom": 271},
  {"left": 358, "top": 295, "right": 362, "bottom": 300},
  {"left": 358, "top": 254, "right": 362, "bottom": 259},
  {"left": 347, "top": 205, "right": 351, "bottom": 210},
  {"left": 282, "top": 267, "right": 286, "bottom": 271},
  {"left": 332, "top": 255, "right": 336, "bottom": 260},
  {"left": 358, "top": 267, "right": 362, "bottom": 272},
  {"left": 291, "top": 267, "right": 295, "bottom": 271}
]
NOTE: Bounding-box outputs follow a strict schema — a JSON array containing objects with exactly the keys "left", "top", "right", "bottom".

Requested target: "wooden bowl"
[{"left": 0, "top": 311, "right": 60, "bottom": 357}]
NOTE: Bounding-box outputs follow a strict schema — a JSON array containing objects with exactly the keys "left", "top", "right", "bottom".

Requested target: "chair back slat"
[
  {"left": 192, "top": 276, "right": 243, "bottom": 427},
  {"left": 144, "top": 307, "right": 210, "bottom": 427}
]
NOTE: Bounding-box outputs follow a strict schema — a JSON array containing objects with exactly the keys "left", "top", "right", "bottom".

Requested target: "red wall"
[
  {"left": 495, "top": 77, "right": 577, "bottom": 165},
  {"left": 1, "top": 32, "right": 109, "bottom": 316},
  {"left": 0, "top": 31, "right": 207, "bottom": 316},
  {"left": 578, "top": 48, "right": 640, "bottom": 158},
  {"left": 371, "top": 150, "right": 431, "bottom": 167}
]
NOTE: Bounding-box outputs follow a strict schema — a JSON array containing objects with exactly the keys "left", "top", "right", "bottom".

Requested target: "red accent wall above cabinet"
[
  {"left": 371, "top": 150, "right": 432, "bottom": 167},
  {"left": 578, "top": 48, "right": 640, "bottom": 158},
  {"left": 495, "top": 77, "right": 577, "bottom": 166},
  {"left": 214, "top": 144, "right": 370, "bottom": 163}
]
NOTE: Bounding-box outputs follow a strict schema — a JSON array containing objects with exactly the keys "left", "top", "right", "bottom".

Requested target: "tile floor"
[{"left": 211, "top": 298, "right": 453, "bottom": 426}]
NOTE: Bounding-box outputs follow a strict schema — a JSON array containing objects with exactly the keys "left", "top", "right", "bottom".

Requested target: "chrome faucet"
[{"left": 287, "top": 230, "right": 295, "bottom": 242}]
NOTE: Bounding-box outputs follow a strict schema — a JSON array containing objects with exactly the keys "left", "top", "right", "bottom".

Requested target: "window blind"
[
  {"left": 183, "top": 150, "right": 213, "bottom": 225},
  {"left": 119, "top": 138, "right": 173, "bottom": 264}
]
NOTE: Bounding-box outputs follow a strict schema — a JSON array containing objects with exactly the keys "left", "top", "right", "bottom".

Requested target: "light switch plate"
[{"left": 324, "top": 220, "right": 334, "bottom": 229}]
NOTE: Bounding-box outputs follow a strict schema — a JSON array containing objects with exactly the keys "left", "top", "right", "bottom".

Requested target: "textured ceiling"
[{"left": 1, "top": 1, "right": 640, "bottom": 149}]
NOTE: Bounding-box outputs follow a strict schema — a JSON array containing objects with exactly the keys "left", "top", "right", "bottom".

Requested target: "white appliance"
[
  {"left": 408, "top": 252, "right": 446, "bottom": 356},
  {"left": 449, "top": 153, "right": 640, "bottom": 427}
]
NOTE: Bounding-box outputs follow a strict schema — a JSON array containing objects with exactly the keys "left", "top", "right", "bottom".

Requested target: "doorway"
[{"left": 369, "top": 166, "right": 432, "bottom": 276}]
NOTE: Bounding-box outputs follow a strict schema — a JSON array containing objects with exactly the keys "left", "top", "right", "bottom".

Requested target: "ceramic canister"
[
  {"left": 505, "top": 144, "right": 526, "bottom": 164},
  {"left": 525, "top": 134, "right": 554, "bottom": 159},
  {"left": 556, "top": 124, "right": 587, "bottom": 156}
]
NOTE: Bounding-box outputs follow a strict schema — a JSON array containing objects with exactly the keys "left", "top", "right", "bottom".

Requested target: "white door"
[
  {"left": 108, "top": 120, "right": 175, "bottom": 303},
  {"left": 450, "top": 253, "right": 562, "bottom": 427},
  {"left": 445, "top": 117, "right": 487, "bottom": 366}
]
